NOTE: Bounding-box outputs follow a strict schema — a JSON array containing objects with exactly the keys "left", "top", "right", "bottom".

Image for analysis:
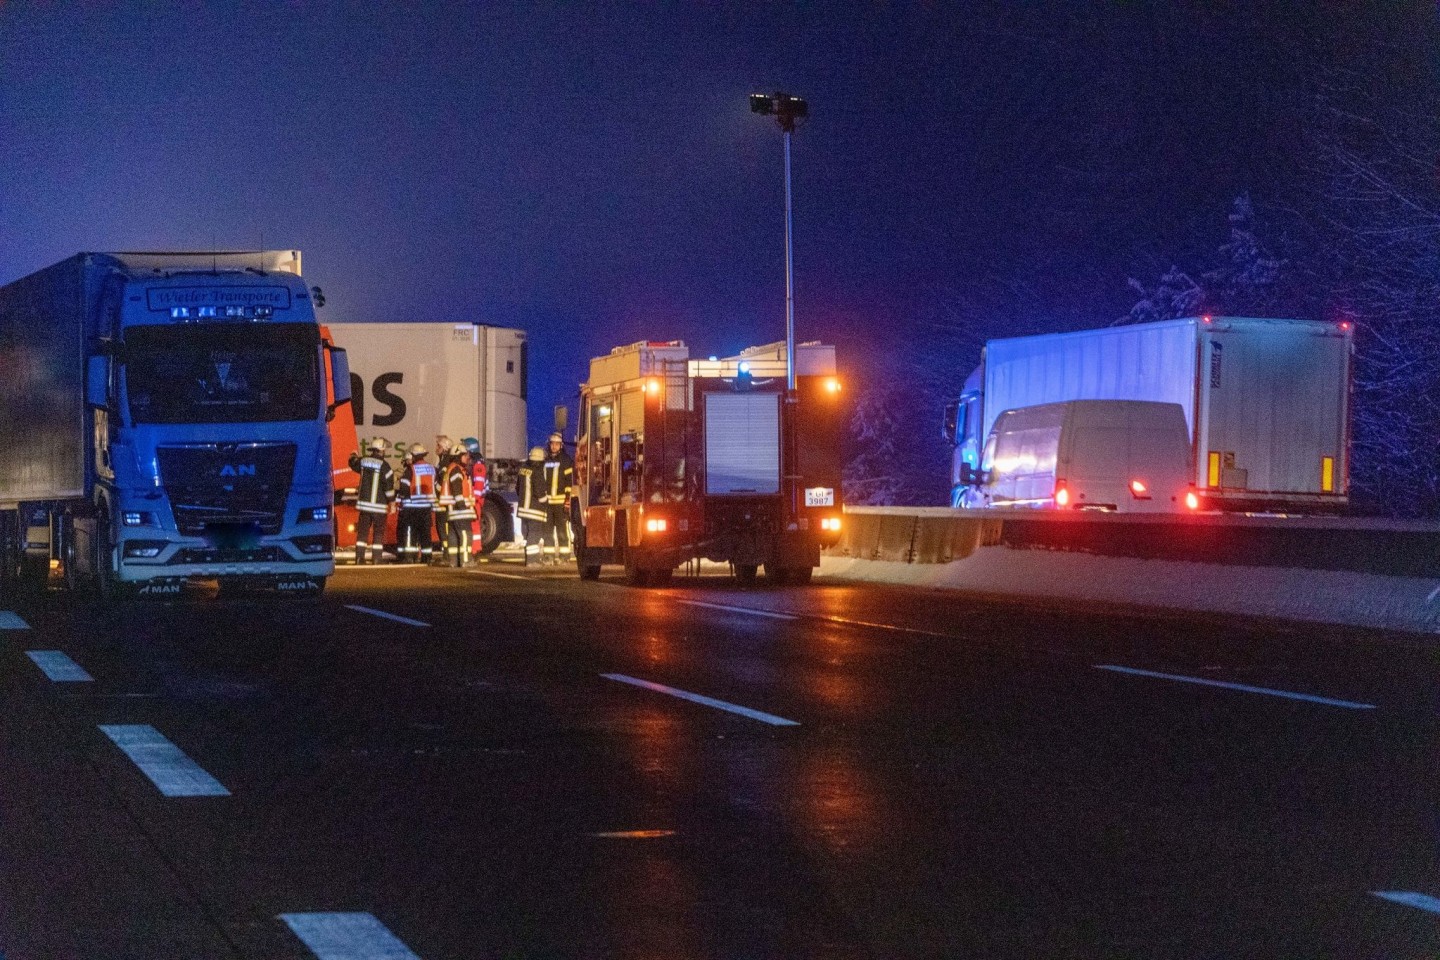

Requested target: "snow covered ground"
[{"left": 819, "top": 547, "right": 1440, "bottom": 636}]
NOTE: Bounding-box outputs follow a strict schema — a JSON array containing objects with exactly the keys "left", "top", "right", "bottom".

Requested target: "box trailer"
[
  {"left": 323, "top": 321, "right": 527, "bottom": 553},
  {"left": 944, "top": 317, "right": 1352, "bottom": 512}
]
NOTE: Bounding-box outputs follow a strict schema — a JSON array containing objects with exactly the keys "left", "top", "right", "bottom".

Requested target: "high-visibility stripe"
[
  {"left": 1321, "top": 456, "right": 1335, "bottom": 493},
  {"left": 1207, "top": 451, "right": 1221, "bottom": 488}
]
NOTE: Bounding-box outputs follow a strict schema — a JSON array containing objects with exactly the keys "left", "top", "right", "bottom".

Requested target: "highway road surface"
[{"left": 0, "top": 560, "right": 1436, "bottom": 959}]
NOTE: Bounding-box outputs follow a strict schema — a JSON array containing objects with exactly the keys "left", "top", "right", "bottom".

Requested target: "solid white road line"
[
  {"left": 25, "top": 650, "right": 93, "bottom": 682},
  {"left": 602, "top": 673, "right": 800, "bottom": 726},
  {"left": 1373, "top": 891, "right": 1440, "bottom": 915},
  {"left": 98, "top": 724, "right": 231, "bottom": 797},
  {"left": 678, "top": 600, "right": 798, "bottom": 621},
  {"left": 473, "top": 570, "right": 529, "bottom": 580},
  {"left": 0, "top": 611, "right": 30, "bottom": 630},
  {"left": 279, "top": 912, "right": 423, "bottom": 960},
  {"left": 1094, "top": 665, "right": 1377, "bottom": 710},
  {"left": 343, "top": 604, "right": 431, "bottom": 628}
]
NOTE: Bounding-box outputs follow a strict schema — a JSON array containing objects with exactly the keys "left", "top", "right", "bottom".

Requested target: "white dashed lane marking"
[
  {"left": 602, "top": 673, "right": 800, "bottom": 727},
  {"left": 1373, "top": 891, "right": 1440, "bottom": 915},
  {"left": 1094, "top": 665, "right": 1377, "bottom": 710},
  {"left": 25, "top": 651, "right": 93, "bottom": 682},
  {"left": 0, "top": 612, "right": 30, "bottom": 629},
  {"left": 343, "top": 605, "right": 431, "bottom": 628},
  {"left": 98, "top": 724, "right": 231, "bottom": 797},
  {"left": 678, "top": 600, "right": 798, "bottom": 621},
  {"left": 279, "top": 912, "right": 423, "bottom": 959}
]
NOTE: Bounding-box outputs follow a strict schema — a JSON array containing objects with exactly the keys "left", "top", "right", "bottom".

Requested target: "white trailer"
[
  {"left": 324, "top": 322, "right": 528, "bottom": 550},
  {"left": 945, "top": 317, "right": 1353, "bottom": 512}
]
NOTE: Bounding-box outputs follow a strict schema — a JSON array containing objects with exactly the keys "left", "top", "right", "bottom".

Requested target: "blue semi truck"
[{"left": 0, "top": 251, "right": 351, "bottom": 598}]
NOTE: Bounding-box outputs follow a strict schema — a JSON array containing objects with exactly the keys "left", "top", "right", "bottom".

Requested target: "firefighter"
[
  {"left": 397, "top": 444, "right": 438, "bottom": 564},
  {"left": 432, "top": 435, "right": 454, "bottom": 563},
  {"left": 442, "top": 443, "right": 478, "bottom": 566},
  {"left": 517, "top": 446, "right": 546, "bottom": 566},
  {"left": 462, "top": 437, "right": 489, "bottom": 563},
  {"left": 347, "top": 437, "right": 395, "bottom": 564},
  {"left": 540, "top": 431, "right": 575, "bottom": 564}
]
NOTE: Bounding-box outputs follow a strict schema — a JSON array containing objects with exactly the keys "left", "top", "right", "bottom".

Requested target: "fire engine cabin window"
[
  {"left": 590, "top": 400, "right": 615, "bottom": 505},
  {"left": 124, "top": 324, "right": 320, "bottom": 424}
]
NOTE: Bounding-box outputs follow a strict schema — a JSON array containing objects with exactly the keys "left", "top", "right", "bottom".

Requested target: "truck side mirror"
[
  {"left": 326, "top": 346, "right": 351, "bottom": 419},
  {"left": 942, "top": 401, "right": 958, "bottom": 443},
  {"left": 553, "top": 404, "right": 569, "bottom": 434},
  {"left": 85, "top": 355, "right": 108, "bottom": 409},
  {"left": 958, "top": 462, "right": 975, "bottom": 485}
]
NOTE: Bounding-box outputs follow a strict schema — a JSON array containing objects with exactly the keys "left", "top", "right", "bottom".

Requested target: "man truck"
[
  {"left": 571, "top": 339, "right": 845, "bottom": 585},
  {"left": 945, "top": 316, "right": 1353, "bottom": 513},
  {"left": 323, "top": 321, "right": 527, "bottom": 555},
  {"left": 0, "top": 251, "right": 351, "bottom": 599}
]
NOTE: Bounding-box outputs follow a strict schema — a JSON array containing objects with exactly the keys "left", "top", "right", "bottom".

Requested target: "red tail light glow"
[
  {"left": 1054, "top": 482, "right": 1070, "bottom": 508},
  {"left": 1129, "top": 479, "right": 1150, "bottom": 498},
  {"left": 1185, "top": 491, "right": 1200, "bottom": 510}
]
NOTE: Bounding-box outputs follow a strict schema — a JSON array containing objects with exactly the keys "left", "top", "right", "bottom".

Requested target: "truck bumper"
[{"left": 114, "top": 532, "right": 334, "bottom": 583}]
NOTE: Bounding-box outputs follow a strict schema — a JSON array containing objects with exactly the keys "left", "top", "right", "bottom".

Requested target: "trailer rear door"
[{"left": 703, "top": 392, "right": 781, "bottom": 495}]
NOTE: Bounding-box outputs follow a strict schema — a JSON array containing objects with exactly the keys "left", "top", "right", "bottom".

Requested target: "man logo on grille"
[{"left": 219, "top": 464, "right": 257, "bottom": 477}]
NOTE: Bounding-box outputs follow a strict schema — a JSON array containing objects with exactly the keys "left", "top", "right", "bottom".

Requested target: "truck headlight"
[
  {"left": 122, "top": 540, "right": 166, "bottom": 559},
  {"left": 299, "top": 506, "right": 331, "bottom": 524},
  {"left": 122, "top": 511, "right": 155, "bottom": 527}
]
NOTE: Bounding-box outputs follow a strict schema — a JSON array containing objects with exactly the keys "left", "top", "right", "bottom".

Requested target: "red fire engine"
[{"left": 570, "top": 340, "right": 844, "bottom": 585}]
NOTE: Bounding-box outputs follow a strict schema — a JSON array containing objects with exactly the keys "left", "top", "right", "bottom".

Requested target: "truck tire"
[
  {"left": 763, "top": 563, "right": 789, "bottom": 585},
  {"left": 625, "top": 561, "right": 650, "bottom": 587},
  {"left": 94, "top": 511, "right": 127, "bottom": 602},
  {"left": 787, "top": 566, "right": 814, "bottom": 585},
  {"left": 479, "top": 498, "right": 508, "bottom": 555},
  {"left": 735, "top": 564, "right": 758, "bottom": 584},
  {"left": 0, "top": 511, "right": 19, "bottom": 598}
]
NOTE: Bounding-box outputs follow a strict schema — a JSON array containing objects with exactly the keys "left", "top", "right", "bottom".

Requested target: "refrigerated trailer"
[
  {"left": 323, "top": 321, "right": 527, "bottom": 554},
  {"left": 571, "top": 340, "right": 845, "bottom": 585},
  {"left": 0, "top": 251, "right": 351, "bottom": 598},
  {"left": 944, "top": 317, "right": 1353, "bottom": 512}
]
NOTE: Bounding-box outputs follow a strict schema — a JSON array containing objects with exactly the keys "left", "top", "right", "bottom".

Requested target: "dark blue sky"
[{"left": 2, "top": 3, "right": 1425, "bottom": 444}]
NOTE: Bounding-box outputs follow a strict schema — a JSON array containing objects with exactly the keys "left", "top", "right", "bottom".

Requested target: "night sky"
[{"left": 1, "top": 3, "right": 1425, "bottom": 449}]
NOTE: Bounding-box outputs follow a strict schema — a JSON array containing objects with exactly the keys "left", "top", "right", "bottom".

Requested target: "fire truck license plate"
[{"left": 804, "top": 487, "right": 834, "bottom": 507}]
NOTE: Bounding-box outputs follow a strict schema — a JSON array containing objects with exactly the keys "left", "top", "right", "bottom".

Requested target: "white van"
[{"left": 962, "top": 400, "right": 1198, "bottom": 513}]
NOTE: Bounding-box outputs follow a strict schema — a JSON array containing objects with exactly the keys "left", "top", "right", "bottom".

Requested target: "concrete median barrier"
[{"left": 822, "top": 507, "right": 1440, "bottom": 634}]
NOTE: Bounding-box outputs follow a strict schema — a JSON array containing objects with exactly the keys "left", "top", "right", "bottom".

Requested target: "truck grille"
[{"left": 157, "top": 443, "right": 296, "bottom": 536}]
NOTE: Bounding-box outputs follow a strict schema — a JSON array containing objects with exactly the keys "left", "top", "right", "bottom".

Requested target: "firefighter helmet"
[
  {"left": 410, "top": 444, "right": 428, "bottom": 458},
  {"left": 462, "top": 437, "right": 480, "bottom": 454},
  {"left": 451, "top": 443, "right": 469, "bottom": 457},
  {"left": 367, "top": 437, "right": 386, "bottom": 453},
  {"left": 529, "top": 446, "right": 545, "bottom": 460},
  {"left": 548, "top": 432, "right": 563, "bottom": 444}
]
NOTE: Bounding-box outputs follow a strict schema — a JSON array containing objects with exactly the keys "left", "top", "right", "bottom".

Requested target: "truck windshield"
[{"left": 124, "top": 324, "right": 320, "bottom": 424}]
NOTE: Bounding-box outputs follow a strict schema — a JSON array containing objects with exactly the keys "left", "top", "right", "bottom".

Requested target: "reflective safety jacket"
[
  {"left": 348, "top": 453, "right": 396, "bottom": 515},
  {"left": 540, "top": 450, "right": 574, "bottom": 505},
  {"left": 517, "top": 459, "right": 545, "bottom": 522},
  {"left": 470, "top": 458, "right": 489, "bottom": 503},
  {"left": 398, "top": 461, "right": 438, "bottom": 509},
  {"left": 442, "top": 462, "right": 477, "bottom": 522}
]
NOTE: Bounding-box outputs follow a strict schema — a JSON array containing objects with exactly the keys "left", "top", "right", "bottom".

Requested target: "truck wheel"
[
  {"left": 735, "top": 564, "right": 758, "bottom": 584},
  {"left": 763, "top": 563, "right": 789, "bottom": 585},
  {"left": 94, "top": 511, "right": 126, "bottom": 602},
  {"left": 0, "top": 510, "right": 17, "bottom": 593},
  {"left": 625, "top": 561, "right": 650, "bottom": 587},
  {"left": 648, "top": 568, "right": 672, "bottom": 587},
  {"left": 479, "top": 499, "right": 508, "bottom": 554},
  {"left": 787, "top": 566, "right": 814, "bottom": 585}
]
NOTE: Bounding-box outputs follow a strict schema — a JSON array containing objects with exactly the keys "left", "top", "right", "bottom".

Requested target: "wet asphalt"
[{"left": 0, "top": 558, "right": 1437, "bottom": 959}]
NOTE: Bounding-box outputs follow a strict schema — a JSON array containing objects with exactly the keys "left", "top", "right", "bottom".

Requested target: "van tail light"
[
  {"left": 1185, "top": 490, "right": 1200, "bottom": 510},
  {"left": 1053, "top": 480, "right": 1070, "bottom": 508},
  {"left": 1129, "top": 479, "right": 1151, "bottom": 499}
]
